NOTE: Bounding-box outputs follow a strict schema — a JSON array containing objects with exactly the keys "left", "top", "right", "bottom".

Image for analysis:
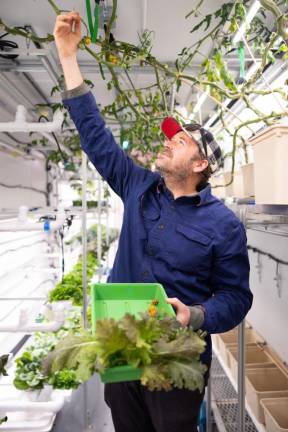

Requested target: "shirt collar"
[
  {"left": 197, "top": 183, "right": 213, "bottom": 206},
  {"left": 157, "top": 178, "right": 213, "bottom": 206}
]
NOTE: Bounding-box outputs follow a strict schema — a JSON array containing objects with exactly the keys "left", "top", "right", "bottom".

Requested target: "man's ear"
[{"left": 192, "top": 158, "right": 209, "bottom": 173}]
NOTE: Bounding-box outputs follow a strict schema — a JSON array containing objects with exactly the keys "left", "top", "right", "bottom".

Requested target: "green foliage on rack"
[
  {"left": 42, "top": 314, "right": 207, "bottom": 392},
  {"left": 14, "top": 351, "right": 47, "bottom": 390},
  {"left": 48, "top": 224, "right": 118, "bottom": 305},
  {"left": 13, "top": 311, "right": 81, "bottom": 391},
  {"left": 48, "top": 368, "right": 80, "bottom": 389},
  {"left": 0, "top": 354, "right": 9, "bottom": 377},
  {"left": 72, "top": 199, "right": 99, "bottom": 208},
  {"left": 48, "top": 251, "right": 98, "bottom": 305},
  {"left": 65, "top": 224, "right": 118, "bottom": 254},
  {"left": 0, "top": 417, "right": 7, "bottom": 425}
]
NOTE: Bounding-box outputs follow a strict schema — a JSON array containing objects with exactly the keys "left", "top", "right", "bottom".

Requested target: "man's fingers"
[
  {"left": 54, "top": 22, "right": 71, "bottom": 36},
  {"left": 166, "top": 297, "right": 180, "bottom": 307},
  {"left": 74, "top": 17, "right": 81, "bottom": 35},
  {"left": 57, "top": 12, "right": 80, "bottom": 23}
]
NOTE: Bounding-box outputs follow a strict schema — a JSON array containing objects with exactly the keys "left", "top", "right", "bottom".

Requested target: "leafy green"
[
  {"left": 48, "top": 251, "right": 98, "bottom": 305},
  {"left": 48, "top": 369, "right": 80, "bottom": 389},
  {"left": 0, "top": 416, "right": 7, "bottom": 425},
  {"left": 13, "top": 310, "right": 82, "bottom": 391},
  {"left": 14, "top": 351, "right": 47, "bottom": 390},
  {"left": 213, "top": 50, "right": 237, "bottom": 91},
  {"left": 153, "top": 326, "right": 206, "bottom": 360},
  {"left": 42, "top": 314, "right": 207, "bottom": 392},
  {"left": 141, "top": 363, "right": 172, "bottom": 391},
  {"left": 93, "top": 319, "right": 130, "bottom": 368},
  {"left": 0, "top": 354, "right": 9, "bottom": 377},
  {"left": 42, "top": 331, "right": 97, "bottom": 380}
]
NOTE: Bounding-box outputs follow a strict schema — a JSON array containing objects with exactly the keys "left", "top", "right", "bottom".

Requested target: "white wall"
[
  {"left": 0, "top": 153, "right": 47, "bottom": 208},
  {"left": 247, "top": 228, "right": 288, "bottom": 363}
]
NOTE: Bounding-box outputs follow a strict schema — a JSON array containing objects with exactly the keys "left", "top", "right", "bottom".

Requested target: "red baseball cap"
[{"left": 161, "top": 117, "right": 184, "bottom": 140}]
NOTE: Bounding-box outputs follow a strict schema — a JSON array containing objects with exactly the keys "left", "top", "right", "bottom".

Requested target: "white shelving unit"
[{"left": 212, "top": 346, "right": 266, "bottom": 432}]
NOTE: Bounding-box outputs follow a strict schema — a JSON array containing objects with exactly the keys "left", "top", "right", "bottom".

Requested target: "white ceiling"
[{"left": 0, "top": 0, "right": 268, "bottom": 148}]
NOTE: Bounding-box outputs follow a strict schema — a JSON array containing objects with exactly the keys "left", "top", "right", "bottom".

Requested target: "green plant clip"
[{"left": 85, "top": 0, "right": 100, "bottom": 43}]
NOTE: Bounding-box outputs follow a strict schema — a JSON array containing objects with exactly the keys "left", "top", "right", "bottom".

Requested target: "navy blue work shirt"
[{"left": 63, "top": 91, "right": 253, "bottom": 364}]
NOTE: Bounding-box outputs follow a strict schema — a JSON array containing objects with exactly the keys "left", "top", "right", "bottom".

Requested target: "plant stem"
[{"left": 47, "top": 0, "right": 61, "bottom": 15}]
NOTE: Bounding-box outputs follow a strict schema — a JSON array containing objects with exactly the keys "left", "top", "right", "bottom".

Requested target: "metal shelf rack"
[{"left": 206, "top": 203, "right": 288, "bottom": 432}]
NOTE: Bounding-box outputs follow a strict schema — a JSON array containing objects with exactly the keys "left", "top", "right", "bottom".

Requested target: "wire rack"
[{"left": 210, "top": 356, "right": 259, "bottom": 432}]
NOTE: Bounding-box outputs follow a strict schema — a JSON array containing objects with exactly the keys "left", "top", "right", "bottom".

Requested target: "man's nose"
[{"left": 164, "top": 140, "right": 173, "bottom": 149}]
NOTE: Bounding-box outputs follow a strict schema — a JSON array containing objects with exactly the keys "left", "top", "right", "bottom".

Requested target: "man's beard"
[
  {"left": 155, "top": 154, "right": 202, "bottom": 192},
  {"left": 156, "top": 162, "right": 191, "bottom": 183}
]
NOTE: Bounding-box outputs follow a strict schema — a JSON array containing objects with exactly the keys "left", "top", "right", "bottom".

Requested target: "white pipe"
[
  {"left": 0, "top": 320, "right": 64, "bottom": 333},
  {"left": 0, "top": 395, "right": 65, "bottom": 413},
  {"left": 142, "top": 0, "right": 148, "bottom": 32},
  {"left": 0, "top": 211, "right": 66, "bottom": 232},
  {"left": 0, "top": 106, "right": 64, "bottom": 133}
]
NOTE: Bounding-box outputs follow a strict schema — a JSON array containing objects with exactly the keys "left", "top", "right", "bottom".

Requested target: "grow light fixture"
[
  {"left": 192, "top": 90, "right": 210, "bottom": 115},
  {"left": 232, "top": 0, "right": 261, "bottom": 45}
]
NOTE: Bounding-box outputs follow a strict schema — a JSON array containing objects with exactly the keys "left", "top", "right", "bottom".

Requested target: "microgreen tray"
[{"left": 90, "top": 283, "right": 175, "bottom": 383}]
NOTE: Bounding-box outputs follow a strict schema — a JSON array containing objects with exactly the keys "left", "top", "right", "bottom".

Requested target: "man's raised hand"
[{"left": 53, "top": 11, "right": 82, "bottom": 60}]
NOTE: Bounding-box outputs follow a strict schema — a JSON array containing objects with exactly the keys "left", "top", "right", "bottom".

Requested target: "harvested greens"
[{"left": 42, "top": 313, "right": 207, "bottom": 392}]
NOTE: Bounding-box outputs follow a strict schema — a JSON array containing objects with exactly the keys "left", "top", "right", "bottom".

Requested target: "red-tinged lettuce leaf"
[
  {"left": 152, "top": 327, "right": 206, "bottom": 360},
  {"left": 141, "top": 363, "right": 173, "bottom": 391},
  {"left": 94, "top": 318, "right": 131, "bottom": 368},
  {"left": 166, "top": 360, "right": 207, "bottom": 392},
  {"left": 42, "top": 331, "right": 97, "bottom": 378}
]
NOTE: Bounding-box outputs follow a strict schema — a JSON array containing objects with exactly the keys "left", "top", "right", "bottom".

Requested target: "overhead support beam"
[
  {"left": 26, "top": 25, "right": 61, "bottom": 85},
  {"left": 40, "top": 56, "right": 60, "bottom": 85},
  {"left": 0, "top": 59, "right": 245, "bottom": 75},
  {"left": 0, "top": 72, "right": 36, "bottom": 109}
]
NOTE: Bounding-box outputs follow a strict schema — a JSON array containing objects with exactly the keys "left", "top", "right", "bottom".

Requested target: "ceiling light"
[
  {"left": 232, "top": 1, "right": 261, "bottom": 45},
  {"left": 193, "top": 90, "right": 209, "bottom": 114}
]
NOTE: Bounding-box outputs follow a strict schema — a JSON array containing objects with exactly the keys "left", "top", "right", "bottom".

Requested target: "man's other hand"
[{"left": 166, "top": 297, "right": 191, "bottom": 326}]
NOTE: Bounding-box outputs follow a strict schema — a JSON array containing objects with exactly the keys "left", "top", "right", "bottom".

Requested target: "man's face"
[{"left": 155, "top": 131, "right": 207, "bottom": 179}]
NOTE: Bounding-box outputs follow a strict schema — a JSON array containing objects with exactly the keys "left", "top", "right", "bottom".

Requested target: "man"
[{"left": 54, "top": 11, "right": 253, "bottom": 432}]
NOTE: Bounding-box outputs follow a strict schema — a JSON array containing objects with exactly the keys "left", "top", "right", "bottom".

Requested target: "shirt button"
[
  {"left": 159, "top": 223, "right": 165, "bottom": 229},
  {"left": 141, "top": 271, "right": 149, "bottom": 277}
]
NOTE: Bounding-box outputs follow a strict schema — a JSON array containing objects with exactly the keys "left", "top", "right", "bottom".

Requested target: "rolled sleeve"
[
  {"left": 61, "top": 82, "right": 89, "bottom": 100},
  {"left": 188, "top": 305, "right": 205, "bottom": 330}
]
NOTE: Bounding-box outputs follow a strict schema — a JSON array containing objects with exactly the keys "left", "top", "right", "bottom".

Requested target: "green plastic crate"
[{"left": 90, "top": 283, "right": 175, "bottom": 383}]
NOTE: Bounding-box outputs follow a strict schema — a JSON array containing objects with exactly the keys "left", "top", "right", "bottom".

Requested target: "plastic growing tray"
[{"left": 90, "top": 283, "right": 175, "bottom": 383}]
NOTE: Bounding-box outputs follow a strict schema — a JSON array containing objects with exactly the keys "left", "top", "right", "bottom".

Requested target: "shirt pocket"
[{"left": 167, "top": 223, "right": 213, "bottom": 273}]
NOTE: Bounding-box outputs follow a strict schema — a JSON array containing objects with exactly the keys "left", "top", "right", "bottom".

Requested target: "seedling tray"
[{"left": 90, "top": 283, "right": 175, "bottom": 383}]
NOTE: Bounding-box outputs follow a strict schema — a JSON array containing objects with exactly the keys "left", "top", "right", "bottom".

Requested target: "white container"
[
  {"left": 232, "top": 170, "right": 244, "bottom": 198},
  {"left": 227, "top": 345, "right": 276, "bottom": 381},
  {"left": 241, "top": 163, "right": 255, "bottom": 197},
  {"left": 261, "top": 397, "right": 288, "bottom": 432},
  {"left": 210, "top": 172, "right": 234, "bottom": 199},
  {"left": 246, "top": 368, "right": 288, "bottom": 424},
  {"left": 248, "top": 124, "right": 288, "bottom": 204},
  {"left": 218, "top": 328, "right": 265, "bottom": 366}
]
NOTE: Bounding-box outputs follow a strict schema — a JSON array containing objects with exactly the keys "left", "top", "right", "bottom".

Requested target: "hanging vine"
[{"left": 0, "top": 0, "right": 288, "bottom": 177}]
